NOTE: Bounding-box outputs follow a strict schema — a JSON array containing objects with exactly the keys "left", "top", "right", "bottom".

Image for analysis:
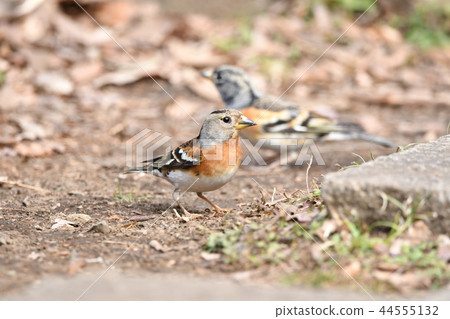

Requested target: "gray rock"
[{"left": 322, "top": 135, "right": 450, "bottom": 233}]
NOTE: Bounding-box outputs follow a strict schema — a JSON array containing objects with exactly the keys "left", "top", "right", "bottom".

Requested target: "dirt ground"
[{"left": 0, "top": 0, "right": 449, "bottom": 299}]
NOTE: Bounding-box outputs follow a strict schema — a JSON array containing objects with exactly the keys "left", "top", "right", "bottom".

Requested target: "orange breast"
[{"left": 190, "top": 136, "right": 243, "bottom": 178}]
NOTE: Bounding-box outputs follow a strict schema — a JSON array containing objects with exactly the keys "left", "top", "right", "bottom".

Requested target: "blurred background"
[
  {"left": 1, "top": 0, "right": 449, "bottom": 159},
  {"left": 0, "top": 0, "right": 450, "bottom": 299}
]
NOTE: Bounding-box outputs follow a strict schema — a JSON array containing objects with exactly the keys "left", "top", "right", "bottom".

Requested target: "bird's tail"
[{"left": 322, "top": 122, "right": 396, "bottom": 148}]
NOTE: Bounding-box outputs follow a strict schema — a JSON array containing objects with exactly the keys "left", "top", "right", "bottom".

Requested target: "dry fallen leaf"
[
  {"left": 343, "top": 260, "right": 361, "bottom": 278},
  {"left": 34, "top": 71, "right": 74, "bottom": 96},
  {"left": 315, "top": 219, "right": 340, "bottom": 241},
  {"left": 92, "top": 59, "right": 162, "bottom": 88},
  {"left": 91, "top": 1, "right": 136, "bottom": 28},
  {"left": 376, "top": 262, "right": 400, "bottom": 272},
  {"left": 14, "top": 141, "right": 65, "bottom": 158},
  {"left": 167, "top": 39, "right": 226, "bottom": 68},
  {"left": 406, "top": 220, "right": 432, "bottom": 241},
  {"left": 374, "top": 24, "right": 403, "bottom": 44},
  {"left": 15, "top": 116, "right": 50, "bottom": 140},
  {"left": 373, "top": 270, "right": 431, "bottom": 293},
  {"left": 69, "top": 60, "right": 104, "bottom": 84}
]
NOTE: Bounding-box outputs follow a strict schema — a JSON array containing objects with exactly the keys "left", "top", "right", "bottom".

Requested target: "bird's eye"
[
  {"left": 215, "top": 72, "right": 223, "bottom": 82},
  {"left": 222, "top": 116, "right": 231, "bottom": 123}
]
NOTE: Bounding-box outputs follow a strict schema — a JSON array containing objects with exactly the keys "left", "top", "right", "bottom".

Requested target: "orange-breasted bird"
[{"left": 124, "top": 109, "right": 256, "bottom": 217}]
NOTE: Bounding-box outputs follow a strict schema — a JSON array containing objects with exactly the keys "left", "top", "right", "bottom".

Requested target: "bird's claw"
[{"left": 173, "top": 209, "right": 204, "bottom": 222}]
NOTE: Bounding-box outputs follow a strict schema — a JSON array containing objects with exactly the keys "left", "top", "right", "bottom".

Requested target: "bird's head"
[
  {"left": 202, "top": 65, "right": 261, "bottom": 110},
  {"left": 199, "top": 109, "right": 256, "bottom": 144}
]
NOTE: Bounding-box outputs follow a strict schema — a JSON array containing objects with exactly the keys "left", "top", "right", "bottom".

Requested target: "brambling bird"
[
  {"left": 202, "top": 65, "right": 396, "bottom": 150},
  {"left": 124, "top": 109, "right": 256, "bottom": 218}
]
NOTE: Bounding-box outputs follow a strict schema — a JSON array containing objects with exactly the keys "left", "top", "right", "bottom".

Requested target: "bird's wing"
[
  {"left": 249, "top": 95, "right": 361, "bottom": 134},
  {"left": 125, "top": 138, "right": 204, "bottom": 173},
  {"left": 245, "top": 95, "right": 395, "bottom": 147},
  {"left": 244, "top": 100, "right": 335, "bottom": 135},
  {"left": 243, "top": 103, "right": 395, "bottom": 147}
]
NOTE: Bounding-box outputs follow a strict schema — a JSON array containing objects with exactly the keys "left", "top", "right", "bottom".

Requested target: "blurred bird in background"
[{"left": 202, "top": 65, "right": 396, "bottom": 163}]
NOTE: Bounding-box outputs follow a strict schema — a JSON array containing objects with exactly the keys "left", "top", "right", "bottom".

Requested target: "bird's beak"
[
  {"left": 201, "top": 70, "right": 213, "bottom": 80},
  {"left": 235, "top": 115, "right": 256, "bottom": 130}
]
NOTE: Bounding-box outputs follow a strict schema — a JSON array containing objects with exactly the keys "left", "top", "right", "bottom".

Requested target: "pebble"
[
  {"left": 149, "top": 240, "right": 165, "bottom": 252},
  {"left": 22, "top": 197, "right": 30, "bottom": 207},
  {"left": 0, "top": 234, "right": 9, "bottom": 246}
]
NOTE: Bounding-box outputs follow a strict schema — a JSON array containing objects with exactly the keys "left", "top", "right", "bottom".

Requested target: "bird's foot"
[{"left": 173, "top": 208, "right": 204, "bottom": 222}]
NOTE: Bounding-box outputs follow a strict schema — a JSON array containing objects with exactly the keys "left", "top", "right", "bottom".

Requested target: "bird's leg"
[
  {"left": 176, "top": 200, "right": 191, "bottom": 216},
  {"left": 172, "top": 191, "right": 203, "bottom": 221},
  {"left": 196, "top": 192, "right": 226, "bottom": 216}
]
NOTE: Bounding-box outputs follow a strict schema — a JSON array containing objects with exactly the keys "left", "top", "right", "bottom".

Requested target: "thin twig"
[
  {"left": 305, "top": 155, "right": 313, "bottom": 194},
  {"left": 129, "top": 215, "right": 153, "bottom": 222},
  {"left": 0, "top": 180, "right": 49, "bottom": 193}
]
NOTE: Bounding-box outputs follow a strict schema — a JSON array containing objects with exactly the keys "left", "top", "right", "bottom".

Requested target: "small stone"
[
  {"left": 0, "top": 234, "right": 9, "bottom": 246},
  {"left": 149, "top": 240, "right": 165, "bottom": 252},
  {"left": 88, "top": 221, "right": 110, "bottom": 234},
  {"left": 22, "top": 197, "right": 30, "bottom": 207},
  {"left": 27, "top": 251, "right": 43, "bottom": 260},
  {"left": 85, "top": 257, "right": 104, "bottom": 264},
  {"left": 231, "top": 271, "right": 252, "bottom": 281},
  {"left": 200, "top": 252, "right": 221, "bottom": 261}
]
